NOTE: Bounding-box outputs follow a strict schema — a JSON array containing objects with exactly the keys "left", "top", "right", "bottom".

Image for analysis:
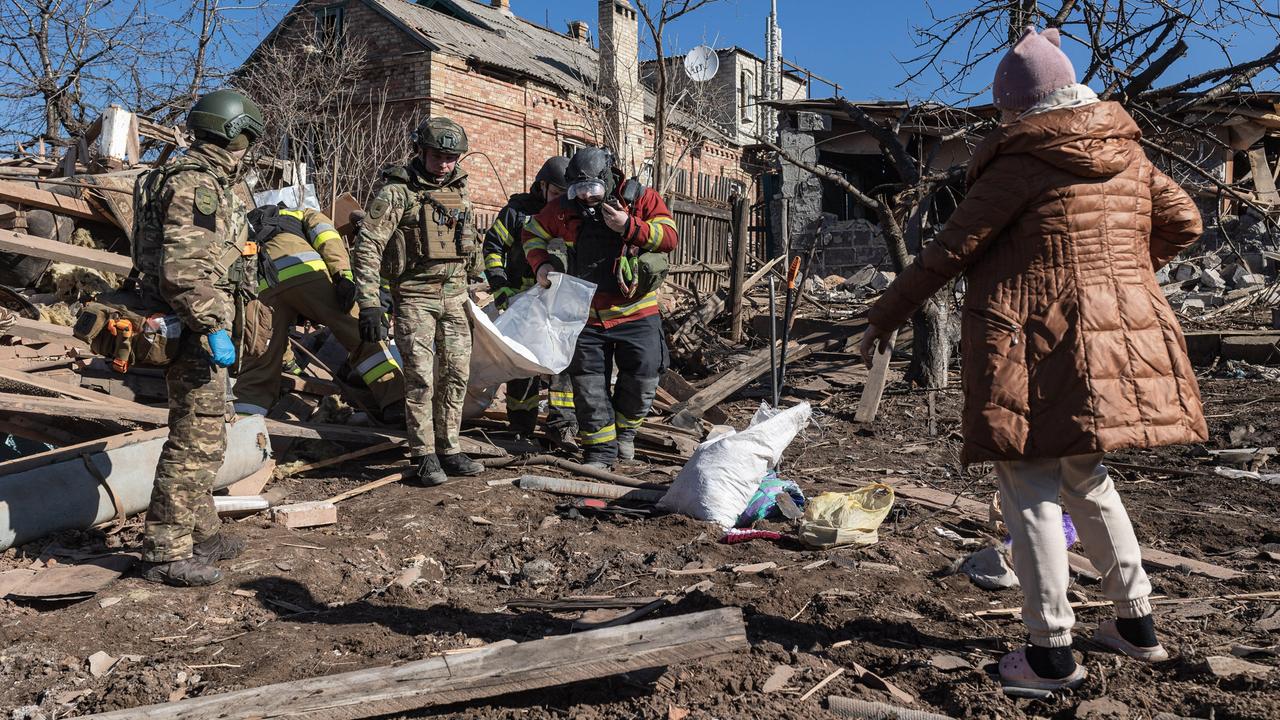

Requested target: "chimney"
[
  {"left": 568, "top": 20, "right": 590, "bottom": 43},
  {"left": 597, "top": 0, "right": 644, "bottom": 174},
  {"left": 490, "top": 0, "right": 511, "bottom": 14}
]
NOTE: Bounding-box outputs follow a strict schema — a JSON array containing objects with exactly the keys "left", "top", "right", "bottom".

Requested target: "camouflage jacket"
[
  {"left": 145, "top": 142, "right": 251, "bottom": 334},
  {"left": 353, "top": 158, "right": 480, "bottom": 310}
]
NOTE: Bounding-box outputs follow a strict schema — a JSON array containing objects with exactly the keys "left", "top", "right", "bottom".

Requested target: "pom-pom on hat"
[{"left": 993, "top": 26, "right": 1077, "bottom": 110}]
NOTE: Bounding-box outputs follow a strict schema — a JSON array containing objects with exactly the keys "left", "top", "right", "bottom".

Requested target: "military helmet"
[
  {"left": 565, "top": 147, "right": 617, "bottom": 202},
  {"left": 187, "top": 89, "right": 265, "bottom": 145},
  {"left": 413, "top": 117, "right": 469, "bottom": 154},
  {"left": 535, "top": 156, "right": 569, "bottom": 188}
]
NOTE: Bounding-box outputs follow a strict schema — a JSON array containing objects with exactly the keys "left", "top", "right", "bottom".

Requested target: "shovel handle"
[{"left": 786, "top": 256, "right": 801, "bottom": 290}]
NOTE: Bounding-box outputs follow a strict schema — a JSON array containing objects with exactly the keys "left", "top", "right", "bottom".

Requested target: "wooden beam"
[
  {"left": 0, "top": 366, "right": 114, "bottom": 403},
  {"left": 728, "top": 197, "right": 750, "bottom": 343},
  {"left": 854, "top": 329, "right": 897, "bottom": 424},
  {"left": 667, "top": 340, "right": 814, "bottom": 429},
  {"left": 0, "top": 227, "right": 133, "bottom": 275},
  {"left": 668, "top": 198, "right": 733, "bottom": 221},
  {"left": 78, "top": 607, "right": 747, "bottom": 720},
  {"left": 0, "top": 179, "right": 104, "bottom": 221},
  {"left": 0, "top": 393, "right": 505, "bottom": 457},
  {"left": 3, "top": 317, "right": 88, "bottom": 349}
]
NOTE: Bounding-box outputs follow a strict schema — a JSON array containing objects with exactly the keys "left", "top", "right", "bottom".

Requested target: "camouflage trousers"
[
  {"left": 393, "top": 279, "right": 471, "bottom": 458},
  {"left": 143, "top": 332, "right": 229, "bottom": 562}
]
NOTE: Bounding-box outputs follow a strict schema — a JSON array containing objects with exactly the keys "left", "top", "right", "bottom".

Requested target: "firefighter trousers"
[
  {"left": 506, "top": 373, "right": 576, "bottom": 435},
  {"left": 568, "top": 314, "right": 667, "bottom": 464},
  {"left": 234, "top": 274, "right": 405, "bottom": 415}
]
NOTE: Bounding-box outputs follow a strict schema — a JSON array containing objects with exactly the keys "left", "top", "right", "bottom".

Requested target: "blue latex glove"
[{"left": 207, "top": 329, "right": 236, "bottom": 368}]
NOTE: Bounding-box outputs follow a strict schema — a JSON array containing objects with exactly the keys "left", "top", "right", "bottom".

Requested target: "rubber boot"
[
  {"left": 414, "top": 454, "right": 447, "bottom": 487},
  {"left": 142, "top": 557, "right": 223, "bottom": 587},
  {"left": 439, "top": 452, "right": 484, "bottom": 476},
  {"left": 193, "top": 532, "right": 246, "bottom": 562},
  {"left": 617, "top": 434, "right": 636, "bottom": 461}
]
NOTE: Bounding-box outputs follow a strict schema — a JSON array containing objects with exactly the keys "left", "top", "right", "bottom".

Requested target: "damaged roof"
[{"left": 369, "top": 0, "right": 599, "bottom": 93}]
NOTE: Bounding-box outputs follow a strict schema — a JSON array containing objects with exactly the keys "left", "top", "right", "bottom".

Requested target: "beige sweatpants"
[{"left": 995, "top": 453, "right": 1153, "bottom": 648}]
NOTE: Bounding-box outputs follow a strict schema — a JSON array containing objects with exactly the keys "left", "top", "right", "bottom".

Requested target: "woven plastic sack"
[
  {"left": 798, "top": 483, "right": 895, "bottom": 548},
  {"left": 658, "top": 402, "right": 811, "bottom": 528}
]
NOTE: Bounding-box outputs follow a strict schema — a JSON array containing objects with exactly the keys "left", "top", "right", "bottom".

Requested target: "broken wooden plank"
[
  {"left": 3, "top": 317, "right": 88, "bottom": 349},
  {"left": 0, "top": 366, "right": 114, "bottom": 404},
  {"left": 0, "top": 179, "right": 104, "bottom": 222},
  {"left": 673, "top": 255, "right": 784, "bottom": 345},
  {"left": 222, "top": 460, "right": 276, "bottom": 496},
  {"left": 0, "top": 393, "right": 505, "bottom": 457},
  {"left": 667, "top": 340, "right": 813, "bottom": 429},
  {"left": 79, "top": 607, "right": 748, "bottom": 720},
  {"left": 272, "top": 501, "right": 337, "bottom": 528},
  {"left": 854, "top": 329, "right": 897, "bottom": 424},
  {"left": 325, "top": 469, "right": 413, "bottom": 504},
  {"left": 659, "top": 370, "right": 728, "bottom": 425},
  {"left": 0, "top": 227, "right": 133, "bottom": 275},
  {"left": 278, "top": 441, "right": 403, "bottom": 479}
]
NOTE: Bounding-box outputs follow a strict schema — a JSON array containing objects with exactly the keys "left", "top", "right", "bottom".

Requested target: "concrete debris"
[{"left": 1204, "top": 654, "right": 1274, "bottom": 678}]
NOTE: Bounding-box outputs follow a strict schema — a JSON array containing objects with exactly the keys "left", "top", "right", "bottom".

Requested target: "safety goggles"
[{"left": 567, "top": 179, "right": 607, "bottom": 202}]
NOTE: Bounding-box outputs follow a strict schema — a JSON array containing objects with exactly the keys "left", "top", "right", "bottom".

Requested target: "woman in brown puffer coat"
[{"left": 862, "top": 26, "right": 1205, "bottom": 695}]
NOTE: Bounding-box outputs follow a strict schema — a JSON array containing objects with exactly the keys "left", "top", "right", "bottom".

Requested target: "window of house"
[
  {"left": 315, "top": 4, "right": 345, "bottom": 44},
  {"left": 740, "top": 70, "right": 755, "bottom": 122},
  {"left": 561, "top": 138, "right": 585, "bottom": 159}
]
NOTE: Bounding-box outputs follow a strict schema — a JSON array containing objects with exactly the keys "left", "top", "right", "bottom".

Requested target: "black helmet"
[
  {"left": 413, "top": 117, "right": 469, "bottom": 154},
  {"left": 535, "top": 156, "right": 569, "bottom": 188},
  {"left": 187, "top": 90, "right": 265, "bottom": 147},
  {"left": 565, "top": 147, "right": 616, "bottom": 204}
]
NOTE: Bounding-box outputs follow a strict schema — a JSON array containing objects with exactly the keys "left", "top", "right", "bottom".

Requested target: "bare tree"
[
  {"left": 0, "top": 0, "right": 268, "bottom": 150},
  {"left": 236, "top": 18, "right": 410, "bottom": 209},
  {"left": 634, "top": 0, "right": 727, "bottom": 194}
]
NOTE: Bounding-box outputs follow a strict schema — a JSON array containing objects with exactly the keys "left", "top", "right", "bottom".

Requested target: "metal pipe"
[
  {"left": 0, "top": 416, "right": 272, "bottom": 552},
  {"left": 481, "top": 454, "right": 667, "bottom": 490},
  {"left": 768, "top": 275, "right": 779, "bottom": 407},
  {"left": 826, "top": 696, "right": 956, "bottom": 720}
]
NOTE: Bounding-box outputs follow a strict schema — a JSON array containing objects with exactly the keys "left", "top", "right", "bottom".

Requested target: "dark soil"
[{"left": 2, "top": 368, "right": 1279, "bottom": 720}]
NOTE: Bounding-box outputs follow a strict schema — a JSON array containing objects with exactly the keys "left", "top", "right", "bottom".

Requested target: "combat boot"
[
  {"left": 193, "top": 532, "right": 245, "bottom": 562},
  {"left": 439, "top": 452, "right": 484, "bottom": 476},
  {"left": 548, "top": 424, "right": 579, "bottom": 453},
  {"left": 414, "top": 454, "right": 447, "bottom": 487},
  {"left": 142, "top": 557, "right": 223, "bottom": 587}
]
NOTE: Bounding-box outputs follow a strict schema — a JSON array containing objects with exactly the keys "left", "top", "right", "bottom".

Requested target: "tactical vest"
[
  {"left": 378, "top": 167, "right": 476, "bottom": 280},
  {"left": 132, "top": 160, "right": 253, "bottom": 306}
]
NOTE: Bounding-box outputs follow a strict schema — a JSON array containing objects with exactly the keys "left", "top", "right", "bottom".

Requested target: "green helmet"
[
  {"left": 413, "top": 117, "right": 468, "bottom": 154},
  {"left": 187, "top": 89, "right": 265, "bottom": 145}
]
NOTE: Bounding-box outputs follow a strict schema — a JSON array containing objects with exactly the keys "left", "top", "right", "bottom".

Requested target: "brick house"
[{"left": 247, "top": 0, "right": 811, "bottom": 217}]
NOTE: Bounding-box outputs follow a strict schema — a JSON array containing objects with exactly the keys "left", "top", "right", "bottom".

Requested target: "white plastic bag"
[
  {"left": 658, "top": 402, "right": 812, "bottom": 528},
  {"left": 464, "top": 273, "right": 595, "bottom": 415}
]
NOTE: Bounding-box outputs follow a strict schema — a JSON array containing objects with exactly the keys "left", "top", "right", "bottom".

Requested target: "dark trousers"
[
  {"left": 505, "top": 372, "right": 576, "bottom": 434},
  {"left": 568, "top": 314, "right": 667, "bottom": 463}
]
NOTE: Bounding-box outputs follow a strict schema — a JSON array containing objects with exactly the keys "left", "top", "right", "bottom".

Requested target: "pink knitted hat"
[{"left": 993, "top": 26, "right": 1077, "bottom": 110}]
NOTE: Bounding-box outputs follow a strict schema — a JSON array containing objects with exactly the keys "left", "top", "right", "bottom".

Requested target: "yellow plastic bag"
[{"left": 799, "top": 483, "right": 895, "bottom": 548}]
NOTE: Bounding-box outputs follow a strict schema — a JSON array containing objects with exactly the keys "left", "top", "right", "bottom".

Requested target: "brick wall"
[{"left": 252, "top": 0, "right": 754, "bottom": 215}]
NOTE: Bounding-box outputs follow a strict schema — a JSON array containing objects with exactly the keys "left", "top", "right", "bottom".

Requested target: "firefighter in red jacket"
[{"left": 522, "top": 147, "right": 678, "bottom": 467}]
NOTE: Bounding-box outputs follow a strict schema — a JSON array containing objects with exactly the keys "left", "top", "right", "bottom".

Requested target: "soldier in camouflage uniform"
[
  {"left": 354, "top": 117, "right": 485, "bottom": 486},
  {"left": 137, "top": 89, "right": 263, "bottom": 586}
]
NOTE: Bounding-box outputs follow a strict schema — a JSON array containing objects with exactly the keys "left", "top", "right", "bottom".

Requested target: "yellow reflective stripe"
[
  {"left": 276, "top": 258, "right": 328, "bottom": 283},
  {"left": 652, "top": 216, "right": 677, "bottom": 229},
  {"left": 360, "top": 360, "right": 399, "bottom": 385},
  {"left": 525, "top": 217, "right": 552, "bottom": 240},
  {"left": 279, "top": 209, "right": 305, "bottom": 219},
  {"left": 524, "top": 237, "right": 548, "bottom": 253},
  {"left": 312, "top": 229, "right": 341, "bottom": 249},
  {"left": 615, "top": 413, "right": 644, "bottom": 430},
  {"left": 485, "top": 253, "right": 505, "bottom": 269},
  {"left": 593, "top": 292, "right": 659, "bottom": 321},
  {"left": 549, "top": 390, "right": 574, "bottom": 408},
  {"left": 492, "top": 219, "right": 515, "bottom": 247},
  {"left": 579, "top": 424, "right": 617, "bottom": 445},
  {"left": 507, "top": 395, "right": 541, "bottom": 411}
]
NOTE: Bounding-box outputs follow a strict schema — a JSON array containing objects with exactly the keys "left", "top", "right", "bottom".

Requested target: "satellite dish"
[{"left": 684, "top": 45, "right": 720, "bottom": 82}]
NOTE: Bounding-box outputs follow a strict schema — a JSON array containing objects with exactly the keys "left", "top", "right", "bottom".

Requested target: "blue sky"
[{"left": 458, "top": 0, "right": 1278, "bottom": 103}]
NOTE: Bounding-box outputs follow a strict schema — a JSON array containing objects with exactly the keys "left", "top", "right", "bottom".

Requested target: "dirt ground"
[{"left": 2, "top": 364, "right": 1279, "bottom": 719}]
